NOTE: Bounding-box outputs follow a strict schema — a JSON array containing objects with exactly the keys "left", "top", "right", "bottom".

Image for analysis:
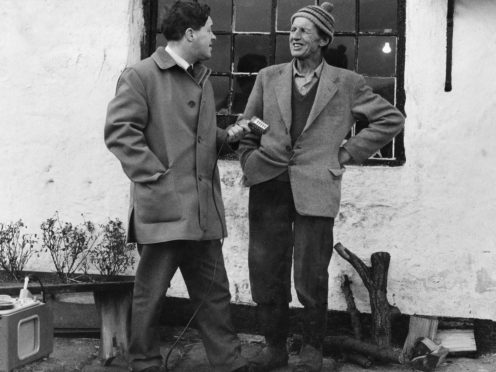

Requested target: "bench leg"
[{"left": 93, "top": 289, "right": 132, "bottom": 366}]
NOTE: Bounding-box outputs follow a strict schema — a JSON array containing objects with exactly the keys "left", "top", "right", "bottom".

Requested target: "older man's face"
[{"left": 289, "top": 17, "right": 328, "bottom": 60}]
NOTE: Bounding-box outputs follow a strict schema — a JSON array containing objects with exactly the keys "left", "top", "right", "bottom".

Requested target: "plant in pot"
[
  {"left": 40, "top": 213, "right": 98, "bottom": 283},
  {"left": 89, "top": 218, "right": 136, "bottom": 281},
  {"left": 0, "top": 220, "right": 38, "bottom": 282}
]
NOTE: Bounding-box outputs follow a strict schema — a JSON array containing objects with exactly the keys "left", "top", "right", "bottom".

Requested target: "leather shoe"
[
  {"left": 138, "top": 366, "right": 163, "bottom": 372},
  {"left": 232, "top": 365, "right": 255, "bottom": 372},
  {"left": 249, "top": 344, "right": 288, "bottom": 371},
  {"left": 293, "top": 344, "right": 322, "bottom": 372}
]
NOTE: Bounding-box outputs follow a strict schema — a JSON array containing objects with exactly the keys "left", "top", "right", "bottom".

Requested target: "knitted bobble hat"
[{"left": 291, "top": 2, "right": 335, "bottom": 41}]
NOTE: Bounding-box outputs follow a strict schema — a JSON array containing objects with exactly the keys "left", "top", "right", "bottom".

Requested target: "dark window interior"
[{"left": 146, "top": 0, "right": 405, "bottom": 165}]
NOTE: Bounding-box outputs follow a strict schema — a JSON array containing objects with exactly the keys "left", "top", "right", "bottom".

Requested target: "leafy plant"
[
  {"left": 40, "top": 213, "right": 98, "bottom": 283},
  {"left": 0, "top": 220, "right": 38, "bottom": 281},
  {"left": 89, "top": 218, "right": 136, "bottom": 279}
]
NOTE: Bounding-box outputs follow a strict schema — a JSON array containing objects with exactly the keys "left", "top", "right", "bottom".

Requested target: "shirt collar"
[
  {"left": 165, "top": 45, "right": 193, "bottom": 71},
  {"left": 292, "top": 59, "right": 324, "bottom": 79}
]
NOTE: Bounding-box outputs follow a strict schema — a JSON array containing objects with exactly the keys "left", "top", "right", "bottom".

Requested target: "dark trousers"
[
  {"left": 249, "top": 179, "right": 334, "bottom": 347},
  {"left": 128, "top": 240, "right": 246, "bottom": 372}
]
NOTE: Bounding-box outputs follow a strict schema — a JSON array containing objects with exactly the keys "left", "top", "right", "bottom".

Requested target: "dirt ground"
[{"left": 11, "top": 329, "right": 496, "bottom": 372}]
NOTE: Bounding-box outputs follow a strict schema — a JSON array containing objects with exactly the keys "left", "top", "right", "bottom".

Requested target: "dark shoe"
[
  {"left": 232, "top": 364, "right": 255, "bottom": 372},
  {"left": 249, "top": 345, "right": 289, "bottom": 371},
  {"left": 138, "top": 366, "right": 164, "bottom": 372},
  {"left": 293, "top": 344, "right": 322, "bottom": 372}
]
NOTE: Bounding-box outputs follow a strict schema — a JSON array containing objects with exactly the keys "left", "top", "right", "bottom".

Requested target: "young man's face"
[
  {"left": 289, "top": 17, "right": 328, "bottom": 61},
  {"left": 192, "top": 16, "right": 216, "bottom": 62}
]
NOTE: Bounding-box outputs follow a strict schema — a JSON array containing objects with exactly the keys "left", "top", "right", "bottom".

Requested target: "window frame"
[{"left": 142, "top": 0, "right": 406, "bottom": 166}]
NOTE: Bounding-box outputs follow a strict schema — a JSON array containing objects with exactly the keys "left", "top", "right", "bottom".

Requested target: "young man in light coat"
[
  {"left": 237, "top": 3, "right": 405, "bottom": 372},
  {"left": 104, "top": 1, "right": 250, "bottom": 371}
]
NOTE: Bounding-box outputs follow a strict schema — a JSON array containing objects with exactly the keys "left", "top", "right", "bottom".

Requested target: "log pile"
[
  {"left": 333, "top": 242, "right": 463, "bottom": 371},
  {"left": 332, "top": 242, "right": 402, "bottom": 368}
]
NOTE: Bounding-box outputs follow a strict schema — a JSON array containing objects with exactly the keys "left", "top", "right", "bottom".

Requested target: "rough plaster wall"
[
  {"left": 0, "top": 0, "right": 143, "bottom": 270},
  {"left": 394, "top": 0, "right": 496, "bottom": 319},
  {"left": 212, "top": 0, "right": 496, "bottom": 319},
  {"left": 1, "top": 0, "right": 496, "bottom": 320}
]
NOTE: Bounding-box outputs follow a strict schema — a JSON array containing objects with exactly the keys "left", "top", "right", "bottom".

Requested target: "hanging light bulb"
[{"left": 382, "top": 42, "right": 392, "bottom": 54}]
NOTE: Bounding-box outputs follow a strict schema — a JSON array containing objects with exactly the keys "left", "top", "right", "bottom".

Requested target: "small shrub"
[
  {"left": 40, "top": 213, "right": 98, "bottom": 283},
  {"left": 90, "top": 218, "right": 136, "bottom": 280},
  {"left": 0, "top": 220, "right": 38, "bottom": 281}
]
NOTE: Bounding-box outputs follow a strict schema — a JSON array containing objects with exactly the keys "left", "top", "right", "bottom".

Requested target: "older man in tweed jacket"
[{"left": 237, "top": 3, "right": 404, "bottom": 371}]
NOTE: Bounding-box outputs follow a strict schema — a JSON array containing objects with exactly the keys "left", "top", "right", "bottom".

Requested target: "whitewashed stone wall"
[
  {"left": 0, "top": 0, "right": 142, "bottom": 269},
  {"left": 1, "top": 0, "right": 495, "bottom": 320}
]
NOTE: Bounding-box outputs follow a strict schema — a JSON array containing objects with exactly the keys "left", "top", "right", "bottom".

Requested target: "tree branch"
[{"left": 334, "top": 242, "right": 373, "bottom": 291}]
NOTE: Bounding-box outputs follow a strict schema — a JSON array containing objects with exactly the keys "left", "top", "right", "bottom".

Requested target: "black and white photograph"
[{"left": 0, "top": 1, "right": 495, "bottom": 371}]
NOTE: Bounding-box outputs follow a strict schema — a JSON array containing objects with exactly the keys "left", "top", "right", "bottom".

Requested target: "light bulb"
[{"left": 382, "top": 42, "right": 392, "bottom": 54}]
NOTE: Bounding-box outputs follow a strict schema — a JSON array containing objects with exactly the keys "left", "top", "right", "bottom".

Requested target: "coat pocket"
[
  {"left": 134, "top": 170, "right": 183, "bottom": 223},
  {"left": 328, "top": 167, "right": 346, "bottom": 177},
  {"left": 290, "top": 166, "right": 344, "bottom": 217}
]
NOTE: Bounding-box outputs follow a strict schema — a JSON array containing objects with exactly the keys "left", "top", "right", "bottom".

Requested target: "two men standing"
[{"left": 105, "top": 1, "right": 404, "bottom": 372}]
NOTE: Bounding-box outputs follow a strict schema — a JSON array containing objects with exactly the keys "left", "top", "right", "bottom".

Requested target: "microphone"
[{"left": 247, "top": 116, "right": 269, "bottom": 135}]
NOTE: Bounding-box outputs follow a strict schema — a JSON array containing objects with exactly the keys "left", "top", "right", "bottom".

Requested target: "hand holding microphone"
[{"left": 226, "top": 116, "right": 269, "bottom": 143}]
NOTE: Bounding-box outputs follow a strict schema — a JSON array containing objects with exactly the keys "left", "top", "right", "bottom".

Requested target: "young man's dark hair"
[{"left": 162, "top": 0, "right": 210, "bottom": 41}]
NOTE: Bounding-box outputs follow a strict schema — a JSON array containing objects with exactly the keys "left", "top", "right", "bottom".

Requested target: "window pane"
[
  {"left": 209, "top": 0, "right": 232, "bottom": 32},
  {"left": 378, "top": 140, "right": 395, "bottom": 159},
  {"left": 359, "top": 0, "right": 397, "bottom": 32},
  {"left": 325, "top": 36, "right": 355, "bottom": 70},
  {"left": 275, "top": 34, "right": 291, "bottom": 64},
  {"left": 233, "top": 75, "right": 260, "bottom": 114},
  {"left": 205, "top": 35, "right": 231, "bottom": 73},
  {"left": 210, "top": 76, "right": 230, "bottom": 113},
  {"left": 234, "top": 35, "right": 270, "bottom": 72},
  {"left": 364, "top": 77, "right": 395, "bottom": 104},
  {"left": 357, "top": 36, "right": 396, "bottom": 76},
  {"left": 235, "top": 0, "right": 271, "bottom": 32},
  {"left": 356, "top": 77, "right": 396, "bottom": 159},
  {"left": 277, "top": 0, "right": 315, "bottom": 31},
  {"left": 332, "top": 0, "right": 356, "bottom": 32},
  {"left": 354, "top": 119, "right": 394, "bottom": 158}
]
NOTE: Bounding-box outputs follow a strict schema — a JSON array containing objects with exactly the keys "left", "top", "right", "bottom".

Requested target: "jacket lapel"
[
  {"left": 274, "top": 63, "right": 293, "bottom": 131},
  {"left": 303, "top": 62, "right": 338, "bottom": 132}
]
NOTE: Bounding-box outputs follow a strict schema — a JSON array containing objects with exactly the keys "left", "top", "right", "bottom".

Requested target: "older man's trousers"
[
  {"left": 248, "top": 178, "right": 334, "bottom": 347},
  {"left": 128, "top": 240, "right": 246, "bottom": 372}
]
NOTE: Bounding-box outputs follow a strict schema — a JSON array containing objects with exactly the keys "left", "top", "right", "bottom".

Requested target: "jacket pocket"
[
  {"left": 328, "top": 167, "right": 346, "bottom": 177},
  {"left": 134, "top": 170, "right": 183, "bottom": 223}
]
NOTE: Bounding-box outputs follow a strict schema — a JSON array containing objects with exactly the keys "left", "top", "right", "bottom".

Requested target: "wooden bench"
[{"left": 0, "top": 280, "right": 134, "bottom": 365}]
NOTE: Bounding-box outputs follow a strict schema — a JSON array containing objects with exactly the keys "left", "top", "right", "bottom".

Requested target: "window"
[{"left": 144, "top": 0, "right": 405, "bottom": 165}]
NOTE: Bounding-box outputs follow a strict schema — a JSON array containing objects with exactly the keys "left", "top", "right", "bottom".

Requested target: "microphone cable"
[{"left": 164, "top": 138, "right": 228, "bottom": 372}]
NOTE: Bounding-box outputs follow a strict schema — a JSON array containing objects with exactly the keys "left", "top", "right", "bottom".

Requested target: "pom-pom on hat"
[{"left": 290, "top": 2, "right": 335, "bottom": 41}]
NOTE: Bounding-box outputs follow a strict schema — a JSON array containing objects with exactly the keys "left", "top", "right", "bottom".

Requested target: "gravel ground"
[{"left": 10, "top": 329, "right": 496, "bottom": 372}]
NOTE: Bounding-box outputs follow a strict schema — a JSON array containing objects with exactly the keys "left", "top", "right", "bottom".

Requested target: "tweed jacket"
[
  {"left": 105, "top": 48, "right": 229, "bottom": 244},
  {"left": 238, "top": 61, "right": 405, "bottom": 218}
]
